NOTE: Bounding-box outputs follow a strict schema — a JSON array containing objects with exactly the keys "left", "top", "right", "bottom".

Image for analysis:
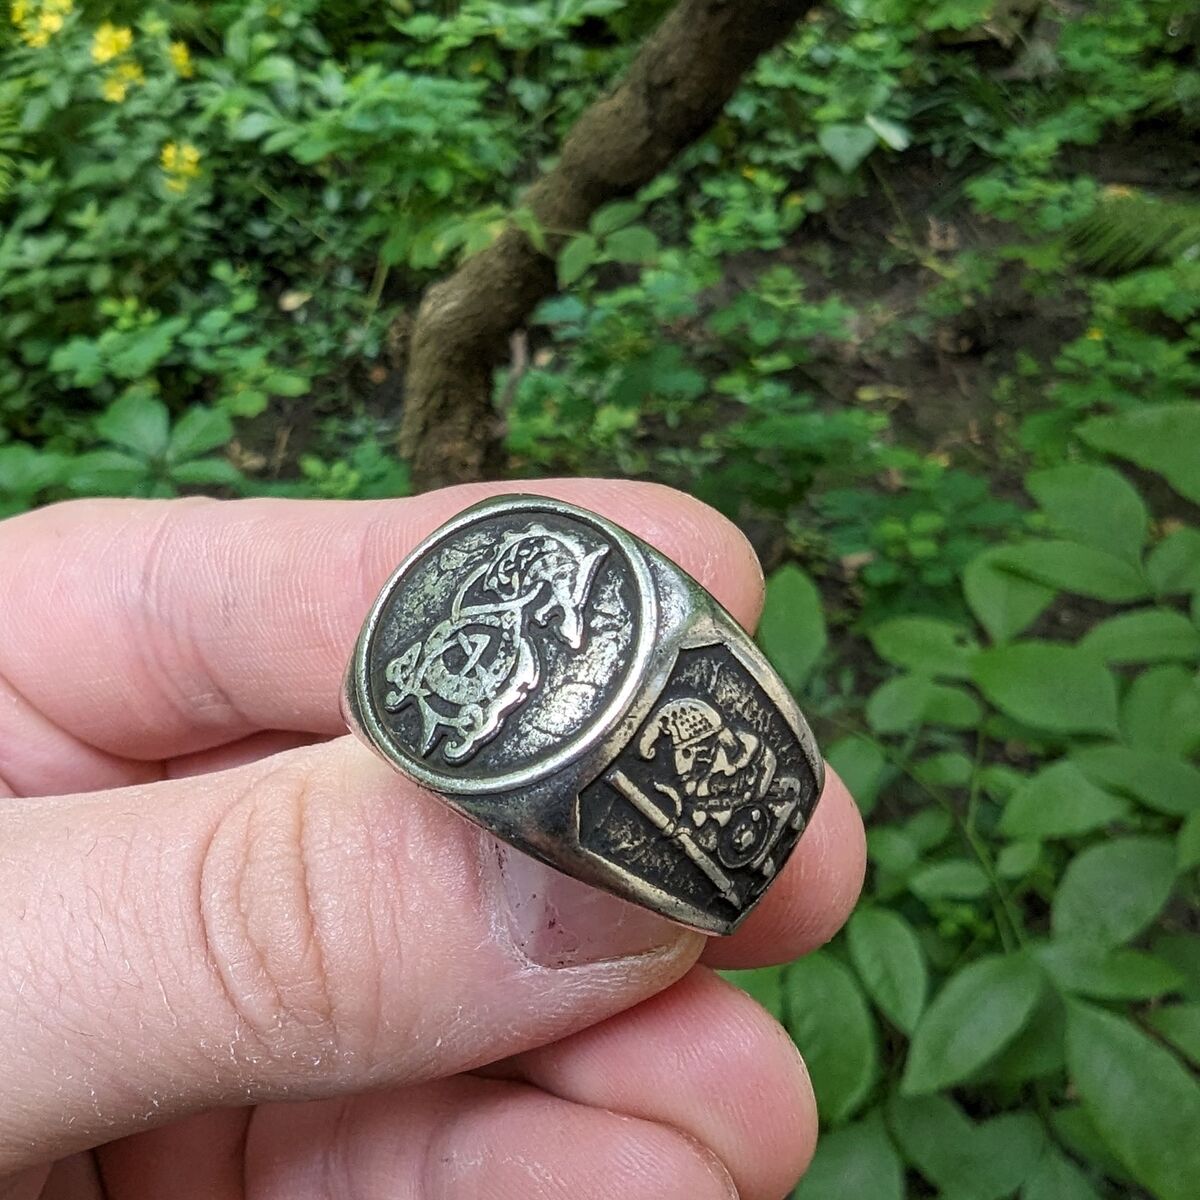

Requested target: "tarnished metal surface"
[{"left": 344, "top": 495, "right": 823, "bottom": 935}]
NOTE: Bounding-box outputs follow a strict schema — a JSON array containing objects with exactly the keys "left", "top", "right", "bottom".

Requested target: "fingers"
[
  {"left": 98, "top": 967, "right": 814, "bottom": 1200},
  {"left": 702, "top": 768, "right": 866, "bottom": 970},
  {"left": 0, "top": 737, "right": 703, "bottom": 1174},
  {"left": 497, "top": 967, "right": 817, "bottom": 1200},
  {"left": 0, "top": 482, "right": 763, "bottom": 792},
  {"left": 240, "top": 1079, "right": 739, "bottom": 1200}
]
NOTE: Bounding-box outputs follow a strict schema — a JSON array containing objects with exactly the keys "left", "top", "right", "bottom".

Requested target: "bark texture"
[{"left": 399, "top": 0, "right": 817, "bottom": 491}]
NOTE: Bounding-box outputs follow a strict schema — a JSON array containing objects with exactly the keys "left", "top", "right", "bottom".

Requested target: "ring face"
[
  {"left": 578, "top": 643, "right": 819, "bottom": 923},
  {"left": 346, "top": 494, "right": 824, "bottom": 935},
  {"left": 356, "top": 498, "right": 656, "bottom": 793}
]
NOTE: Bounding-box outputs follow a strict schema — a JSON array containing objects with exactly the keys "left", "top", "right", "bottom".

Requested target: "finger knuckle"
[{"left": 197, "top": 755, "right": 393, "bottom": 1073}]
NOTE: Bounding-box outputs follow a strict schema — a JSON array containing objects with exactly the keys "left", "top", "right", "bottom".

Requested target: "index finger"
[{"left": 0, "top": 481, "right": 764, "bottom": 784}]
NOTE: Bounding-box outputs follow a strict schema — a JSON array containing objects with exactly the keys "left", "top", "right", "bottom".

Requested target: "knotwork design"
[{"left": 383, "top": 523, "right": 609, "bottom": 762}]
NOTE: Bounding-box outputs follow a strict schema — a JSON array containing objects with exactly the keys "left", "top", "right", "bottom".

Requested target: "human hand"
[{"left": 0, "top": 481, "right": 864, "bottom": 1200}]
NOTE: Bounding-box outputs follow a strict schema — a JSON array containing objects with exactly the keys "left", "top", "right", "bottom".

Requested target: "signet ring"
[{"left": 343, "top": 494, "right": 824, "bottom": 935}]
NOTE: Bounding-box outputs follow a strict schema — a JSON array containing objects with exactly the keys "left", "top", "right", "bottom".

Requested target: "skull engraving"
[{"left": 637, "top": 696, "right": 805, "bottom": 877}]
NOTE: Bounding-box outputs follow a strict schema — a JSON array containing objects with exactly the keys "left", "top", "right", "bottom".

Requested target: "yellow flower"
[
  {"left": 169, "top": 40, "right": 193, "bottom": 78},
  {"left": 11, "top": 0, "right": 71, "bottom": 44},
  {"left": 92, "top": 21, "right": 132, "bottom": 64},
  {"left": 100, "top": 59, "right": 143, "bottom": 102},
  {"left": 161, "top": 140, "right": 202, "bottom": 192},
  {"left": 1086, "top": 328, "right": 1104, "bottom": 341},
  {"left": 101, "top": 75, "right": 127, "bottom": 103}
]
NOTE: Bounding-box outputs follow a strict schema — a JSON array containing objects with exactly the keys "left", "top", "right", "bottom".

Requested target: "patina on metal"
[{"left": 343, "top": 494, "right": 824, "bottom": 935}]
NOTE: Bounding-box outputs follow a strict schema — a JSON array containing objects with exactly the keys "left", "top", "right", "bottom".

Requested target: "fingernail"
[{"left": 496, "top": 843, "right": 689, "bottom": 968}]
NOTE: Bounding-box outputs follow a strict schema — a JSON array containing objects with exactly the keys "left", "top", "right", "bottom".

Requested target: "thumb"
[{"left": 0, "top": 737, "right": 701, "bottom": 1174}]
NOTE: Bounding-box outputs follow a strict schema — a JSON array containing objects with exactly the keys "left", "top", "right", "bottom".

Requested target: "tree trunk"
[{"left": 398, "top": 0, "right": 816, "bottom": 491}]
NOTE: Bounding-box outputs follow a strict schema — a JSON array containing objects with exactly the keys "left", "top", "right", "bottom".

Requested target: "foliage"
[
  {"left": 2, "top": 1, "right": 1199, "bottom": 1198},
  {"left": 742, "top": 426, "right": 1200, "bottom": 1200}
]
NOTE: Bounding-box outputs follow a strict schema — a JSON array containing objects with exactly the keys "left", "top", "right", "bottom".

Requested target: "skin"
[{"left": 0, "top": 480, "right": 865, "bottom": 1200}]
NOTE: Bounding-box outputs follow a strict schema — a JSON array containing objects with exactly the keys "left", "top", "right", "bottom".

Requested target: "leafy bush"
[{"left": 745, "top": 408, "right": 1200, "bottom": 1198}]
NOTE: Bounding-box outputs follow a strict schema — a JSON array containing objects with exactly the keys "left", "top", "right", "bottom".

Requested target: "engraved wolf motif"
[{"left": 384, "top": 524, "right": 608, "bottom": 761}]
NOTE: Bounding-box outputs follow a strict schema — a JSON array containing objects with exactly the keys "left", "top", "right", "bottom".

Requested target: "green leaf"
[
  {"left": 999, "top": 761, "right": 1130, "bottom": 839},
  {"left": 865, "top": 674, "right": 980, "bottom": 733},
  {"left": 1147, "top": 1003, "right": 1200, "bottom": 1067},
  {"left": 976, "top": 989, "right": 1065, "bottom": 1085},
  {"left": 1051, "top": 1105, "right": 1132, "bottom": 1184},
  {"left": 785, "top": 951, "right": 878, "bottom": 1124},
  {"left": 1066, "top": 999, "right": 1200, "bottom": 1200},
  {"left": 1027, "top": 463, "right": 1148, "bottom": 563},
  {"left": 1079, "top": 403, "right": 1200, "bottom": 504},
  {"left": 1052, "top": 836, "right": 1177, "bottom": 948},
  {"left": 720, "top": 965, "right": 785, "bottom": 1021},
  {"left": 902, "top": 953, "right": 1045, "bottom": 1094},
  {"left": 169, "top": 458, "right": 244, "bottom": 488},
  {"left": 1121, "top": 666, "right": 1200, "bottom": 756},
  {"left": 826, "top": 736, "right": 888, "bottom": 818},
  {"left": 818, "top": 122, "right": 877, "bottom": 173},
  {"left": 1021, "top": 1145, "right": 1103, "bottom": 1200},
  {"left": 1071, "top": 745, "right": 1200, "bottom": 817},
  {"left": 0, "top": 444, "right": 67, "bottom": 497},
  {"left": 888, "top": 1096, "right": 1045, "bottom": 1200},
  {"left": 231, "top": 110, "right": 279, "bottom": 141},
  {"left": 95, "top": 394, "right": 171, "bottom": 459},
  {"left": 973, "top": 642, "right": 1119, "bottom": 736},
  {"left": 868, "top": 616, "right": 979, "bottom": 678},
  {"left": 1147, "top": 528, "right": 1200, "bottom": 595},
  {"left": 106, "top": 318, "right": 186, "bottom": 379},
  {"left": 509, "top": 206, "right": 547, "bottom": 253},
  {"left": 757, "top": 564, "right": 827, "bottom": 693},
  {"left": 48, "top": 337, "right": 105, "bottom": 386},
  {"left": 905, "top": 808, "right": 953, "bottom": 852},
  {"left": 1179, "top": 809, "right": 1200, "bottom": 871},
  {"left": 67, "top": 450, "right": 151, "bottom": 495},
  {"left": 924, "top": 683, "right": 983, "bottom": 729},
  {"left": 1153, "top": 933, "right": 1200, "bottom": 1001},
  {"left": 794, "top": 1109, "right": 902, "bottom": 1200},
  {"left": 864, "top": 112, "right": 910, "bottom": 151},
  {"left": 866, "top": 673, "right": 932, "bottom": 733},
  {"left": 910, "top": 859, "right": 990, "bottom": 900},
  {"left": 1081, "top": 609, "right": 1200, "bottom": 664},
  {"left": 557, "top": 233, "right": 598, "bottom": 287},
  {"left": 1035, "top": 939, "right": 1184, "bottom": 1000},
  {"left": 169, "top": 406, "right": 234, "bottom": 461},
  {"left": 964, "top": 547, "right": 1056, "bottom": 643},
  {"left": 913, "top": 750, "right": 973, "bottom": 787},
  {"left": 846, "top": 908, "right": 928, "bottom": 1034},
  {"left": 603, "top": 225, "right": 659, "bottom": 263},
  {"left": 997, "top": 839, "right": 1042, "bottom": 878},
  {"left": 867, "top": 826, "right": 920, "bottom": 874},
  {"left": 989, "top": 540, "right": 1150, "bottom": 602},
  {"left": 589, "top": 200, "right": 644, "bottom": 237}
]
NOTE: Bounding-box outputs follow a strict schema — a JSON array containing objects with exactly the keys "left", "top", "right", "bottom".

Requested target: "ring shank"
[{"left": 343, "top": 494, "right": 823, "bottom": 935}]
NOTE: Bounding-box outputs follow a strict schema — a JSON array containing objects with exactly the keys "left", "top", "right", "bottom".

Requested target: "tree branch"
[{"left": 398, "top": 0, "right": 816, "bottom": 491}]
